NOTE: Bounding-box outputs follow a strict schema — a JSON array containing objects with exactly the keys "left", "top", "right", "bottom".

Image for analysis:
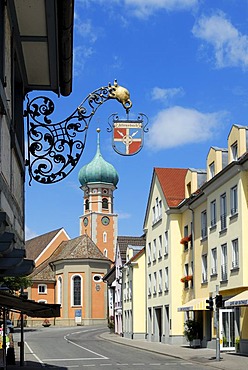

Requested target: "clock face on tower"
[
  {"left": 83, "top": 217, "right": 88, "bottom": 226},
  {"left": 101, "top": 216, "right": 110, "bottom": 226}
]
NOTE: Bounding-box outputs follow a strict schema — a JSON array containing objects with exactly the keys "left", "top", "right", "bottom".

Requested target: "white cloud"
[
  {"left": 75, "top": 19, "right": 98, "bottom": 43},
  {"left": 73, "top": 46, "right": 94, "bottom": 76},
  {"left": 25, "top": 225, "right": 38, "bottom": 241},
  {"left": 116, "top": 211, "right": 131, "bottom": 219},
  {"left": 192, "top": 11, "right": 248, "bottom": 69},
  {"left": 125, "top": 0, "right": 198, "bottom": 17},
  {"left": 147, "top": 106, "right": 227, "bottom": 150},
  {"left": 151, "top": 87, "right": 184, "bottom": 103}
]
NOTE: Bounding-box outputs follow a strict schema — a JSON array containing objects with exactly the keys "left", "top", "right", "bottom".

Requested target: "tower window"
[
  {"left": 103, "top": 232, "right": 107, "bottom": 243},
  {"left": 85, "top": 199, "right": 89, "bottom": 210},
  {"left": 102, "top": 198, "right": 108, "bottom": 209},
  {"left": 104, "top": 248, "right": 108, "bottom": 257}
]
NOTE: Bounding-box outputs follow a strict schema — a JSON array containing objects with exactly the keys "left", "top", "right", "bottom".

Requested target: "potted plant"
[
  {"left": 183, "top": 319, "right": 201, "bottom": 348},
  {"left": 42, "top": 319, "right": 51, "bottom": 327},
  {"left": 235, "top": 337, "right": 240, "bottom": 352}
]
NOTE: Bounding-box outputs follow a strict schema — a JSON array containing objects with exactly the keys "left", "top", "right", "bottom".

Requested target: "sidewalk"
[{"left": 100, "top": 332, "right": 248, "bottom": 370}]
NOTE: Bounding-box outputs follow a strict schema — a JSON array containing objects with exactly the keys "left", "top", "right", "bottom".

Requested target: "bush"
[{"left": 183, "top": 319, "right": 201, "bottom": 342}]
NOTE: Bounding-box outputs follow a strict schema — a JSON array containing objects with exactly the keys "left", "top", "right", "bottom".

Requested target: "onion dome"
[{"left": 78, "top": 128, "right": 119, "bottom": 187}]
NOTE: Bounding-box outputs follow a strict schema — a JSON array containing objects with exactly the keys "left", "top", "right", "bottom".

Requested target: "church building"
[{"left": 26, "top": 130, "right": 118, "bottom": 326}]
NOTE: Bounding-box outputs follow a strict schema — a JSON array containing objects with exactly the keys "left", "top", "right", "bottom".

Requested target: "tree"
[{"left": 0, "top": 277, "right": 32, "bottom": 294}]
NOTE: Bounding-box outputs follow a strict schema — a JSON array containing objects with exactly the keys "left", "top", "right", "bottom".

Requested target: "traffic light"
[
  {"left": 206, "top": 297, "right": 213, "bottom": 311},
  {"left": 216, "top": 294, "right": 223, "bottom": 308}
]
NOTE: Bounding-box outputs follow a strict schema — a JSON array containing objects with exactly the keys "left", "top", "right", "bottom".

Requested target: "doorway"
[
  {"left": 219, "top": 309, "right": 235, "bottom": 351},
  {"left": 154, "top": 307, "right": 162, "bottom": 342}
]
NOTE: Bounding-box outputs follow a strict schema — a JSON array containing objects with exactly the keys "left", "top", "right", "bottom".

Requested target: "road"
[{"left": 22, "top": 326, "right": 216, "bottom": 369}]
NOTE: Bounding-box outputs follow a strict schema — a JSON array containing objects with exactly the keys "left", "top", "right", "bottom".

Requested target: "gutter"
[{"left": 57, "top": 0, "right": 74, "bottom": 96}]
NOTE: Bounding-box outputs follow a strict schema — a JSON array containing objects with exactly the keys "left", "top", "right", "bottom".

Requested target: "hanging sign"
[{"left": 108, "top": 114, "right": 148, "bottom": 156}]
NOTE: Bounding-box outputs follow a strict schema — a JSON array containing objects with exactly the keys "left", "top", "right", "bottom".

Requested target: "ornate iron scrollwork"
[{"left": 25, "top": 80, "right": 132, "bottom": 185}]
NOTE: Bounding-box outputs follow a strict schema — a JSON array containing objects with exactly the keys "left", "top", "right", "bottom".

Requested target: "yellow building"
[
  {"left": 178, "top": 124, "right": 248, "bottom": 354},
  {"left": 143, "top": 168, "right": 188, "bottom": 344}
]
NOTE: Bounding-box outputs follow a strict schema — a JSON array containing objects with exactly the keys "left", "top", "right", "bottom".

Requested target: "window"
[
  {"left": 57, "top": 277, "right": 62, "bottom": 305},
  {"left": 103, "top": 232, "right": 107, "bottom": 243},
  {"left": 148, "top": 242, "right": 151, "bottom": 263},
  {"left": 152, "top": 206, "right": 155, "bottom": 223},
  {"left": 103, "top": 248, "right": 108, "bottom": 257},
  {"left": 156, "top": 197, "right": 159, "bottom": 220},
  {"left": 220, "top": 193, "right": 227, "bottom": 231},
  {"left": 231, "top": 142, "right": 238, "bottom": 161},
  {"left": 85, "top": 199, "right": 89, "bottom": 211},
  {"left": 148, "top": 274, "right": 152, "bottom": 296},
  {"left": 159, "top": 200, "right": 162, "bottom": 220},
  {"left": 211, "top": 248, "right": 217, "bottom": 275},
  {"left": 38, "top": 284, "right": 47, "bottom": 294},
  {"left": 153, "top": 272, "right": 157, "bottom": 294},
  {"left": 164, "top": 231, "right": 168, "bottom": 255},
  {"left": 164, "top": 267, "right": 169, "bottom": 291},
  {"left": 102, "top": 198, "right": 108, "bottom": 209},
  {"left": 209, "top": 161, "right": 215, "bottom": 178},
  {"left": 72, "top": 275, "right": 82, "bottom": 306},
  {"left": 232, "top": 239, "right": 239, "bottom": 269},
  {"left": 93, "top": 274, "right": 102, "bottom": 282},
  {"left": 201, "top": 210, "right": 207, "bottom": 239},
  {"left": 202, "top": 254, "right": 208, "bottom": 283},
  {"left": 230, "top": 186, "right": 238, "bottom": 216},
  {"left": 183, "top": 225, "right": 189, "bottom": 250},
  {"left": 153, "top": 239, "right": 157, "bottom": 261},
  {"left": 210, "top": 200, "right": 216, "bottom": 227},
  {"left": 158, "top": 269, "right": 162, "bottom": 293},
  {"left": 158, "top": 235, "right": 162, "bottom": 258},
  {"left": 184, "top": 264, "right": 189, "bottom": 289},
  {"left": 124, "top": 283, "right": 127, "bottom": 301},
  {"left": 129, "top": 280, "right": 132, "bottom": 300},
  {"left": 221, "top": 244, "right": 228, "bottom": 281}
]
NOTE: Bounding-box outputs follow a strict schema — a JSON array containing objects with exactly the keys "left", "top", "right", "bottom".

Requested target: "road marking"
[
  {"left": 42, "top": 357, "right": 108, "bottom": 362},
  {"left": 150, "top": 364, "right": 161, "bottom": 366},
  {"left": 63, "top": 336, "right": 108, "bottom": 360},
  {"left": 132, "top": 364, "right": 145, "bottom": 366},
  {"left": 25, "top": 342, "right": 45, "bottom": 367}
]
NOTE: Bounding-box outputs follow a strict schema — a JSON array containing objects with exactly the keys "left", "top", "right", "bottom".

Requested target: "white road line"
[
  {"left": 25, "top": 342, "right": 45, "bottom": 367},
  {"left": 63, "top": 336, "right": 108, "bottom": 359},
  {"left": 132, "top": 364, "right": 145, "bottom": 366},
  {"left": 42, "top": 357, "right": 108, "bottom": 362},
  {"left": 150, "top": 364, "right": 161, "bottom": 366}
]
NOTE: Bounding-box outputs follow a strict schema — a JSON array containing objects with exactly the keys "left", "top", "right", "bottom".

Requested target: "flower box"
[
  {"left": 180, "top": 275, "right": 193, "bottom": 283},
  {"left": 180, "top": 235, "right": 192, "bottom": 244}
]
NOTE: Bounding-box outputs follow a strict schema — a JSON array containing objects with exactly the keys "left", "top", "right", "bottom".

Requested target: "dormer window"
[
  {"left": 209, "top": 162, "right": 215, "bottom": 179},
  {"left": 231, "top": 142, "right": 238, "bottom": 161}
]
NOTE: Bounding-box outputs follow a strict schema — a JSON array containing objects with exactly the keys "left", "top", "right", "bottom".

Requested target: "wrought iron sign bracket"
[{"left": 24, "top": 80, "right": 133, "bottom": 185}]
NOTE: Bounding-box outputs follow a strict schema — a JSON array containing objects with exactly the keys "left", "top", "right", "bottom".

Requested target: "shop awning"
[
  {"left": 225, "top": 290, "right": 248, "bottom": 307},
  {"left": 0, "top": 291, "right": 60, "bottom": 318},
  {"left": 178, "top": 297, "right": 207, "bottom": 312}
]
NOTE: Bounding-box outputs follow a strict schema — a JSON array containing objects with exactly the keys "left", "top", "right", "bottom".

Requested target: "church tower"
[{"left": 78, "top": 129, "right": 119, "bottom": 262}]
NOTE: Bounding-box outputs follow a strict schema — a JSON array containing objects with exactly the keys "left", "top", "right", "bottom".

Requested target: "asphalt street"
[{"left": 18, "top": 326, "right": 219, "bottom": 369}]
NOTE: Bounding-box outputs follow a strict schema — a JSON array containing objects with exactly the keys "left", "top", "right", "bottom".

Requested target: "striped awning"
[
  {"left": 178, "top": 298, "right": 207, "bottom": 312},
  {"left": 225, "top": 290, "right": 248, "bottom": 307}
]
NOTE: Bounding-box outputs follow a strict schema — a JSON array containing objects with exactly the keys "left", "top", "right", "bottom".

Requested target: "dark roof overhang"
[
  {"left": 7, "top": 0, "right": 74, "bottom": 96},
  {"left": 0, "top": 291, "right": 60, "bottom": 318}
]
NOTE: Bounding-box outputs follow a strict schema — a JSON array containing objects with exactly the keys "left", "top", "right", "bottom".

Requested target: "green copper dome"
[{"left": 78, "top": 129, "right": 119, "bottom": 187}]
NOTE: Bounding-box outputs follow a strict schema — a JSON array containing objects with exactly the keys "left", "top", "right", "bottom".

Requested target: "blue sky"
[{"left": 25, "top": 0, "right": 248, "bottom": 240}]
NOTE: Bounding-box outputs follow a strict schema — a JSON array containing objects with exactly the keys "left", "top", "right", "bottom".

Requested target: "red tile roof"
[{"left": 155, "top": 168, "right": 187, "bottom": 207}]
